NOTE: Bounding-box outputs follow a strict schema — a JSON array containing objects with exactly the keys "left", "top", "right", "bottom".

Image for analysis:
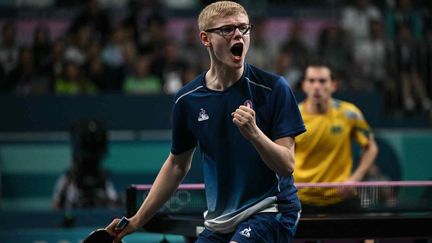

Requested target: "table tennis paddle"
[{"left": 83, "top": 216, "right": 129, "bottom": 243}]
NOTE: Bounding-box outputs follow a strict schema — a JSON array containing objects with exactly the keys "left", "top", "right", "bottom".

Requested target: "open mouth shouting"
[{"left": 230, "top": 43, "right": 244, "bottom": 62}]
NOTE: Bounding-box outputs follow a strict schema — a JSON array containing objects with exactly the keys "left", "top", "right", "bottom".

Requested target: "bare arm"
[
  {"left": 349, "top": 135, "right": 379, "bottom": 182},
  {"left": 106, "top": 148, "right": 195, "bottom": 242},
  {"left": 232, "top": 105, "right": 295, "bottom": 177}
]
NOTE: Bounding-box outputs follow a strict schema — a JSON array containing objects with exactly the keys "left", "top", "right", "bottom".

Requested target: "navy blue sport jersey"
[{"left": 171, "top": 63, "right": 306, "bottom": 233}]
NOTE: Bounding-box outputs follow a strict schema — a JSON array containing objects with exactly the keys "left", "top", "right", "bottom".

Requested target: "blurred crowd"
[{"left": 0, "top": 0, "right": 431, "bottom": 116}]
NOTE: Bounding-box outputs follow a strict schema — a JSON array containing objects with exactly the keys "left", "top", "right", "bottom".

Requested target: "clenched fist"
[{"left": 231, "top": 105, "right": 259, "bottom": 140}]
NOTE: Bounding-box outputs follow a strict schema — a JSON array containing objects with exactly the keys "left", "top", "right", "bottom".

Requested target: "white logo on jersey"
[
  {"left": 240, "top": 227, "right": 252, "bottom": 238},
  {"left": 198, "top": 108, "right": 209, "bottom": 122}
]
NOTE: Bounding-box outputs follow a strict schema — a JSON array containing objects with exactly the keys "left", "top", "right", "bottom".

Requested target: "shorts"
[{"left": 195, "top": 211, "right": 300, "bottom": 243}]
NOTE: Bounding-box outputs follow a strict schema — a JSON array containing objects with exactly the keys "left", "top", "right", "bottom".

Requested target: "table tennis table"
[{"left": 126, "top": 181, "right": 432, "bottom": 240}]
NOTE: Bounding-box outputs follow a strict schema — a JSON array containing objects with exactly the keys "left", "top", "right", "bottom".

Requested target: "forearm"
[
  {"left": 250, "top": 129, "right": 295, "bottom": 177},
  {"left": 231, "top": 105, "right": 295, "bottom": 176},
  {"left": 130, "top": 150, "right": 193, "bottom": 227},
  {"left": 350, "top": 139, "right": 378, "bottom": 182}
]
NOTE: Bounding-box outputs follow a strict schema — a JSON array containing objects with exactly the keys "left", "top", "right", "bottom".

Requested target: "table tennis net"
[
  {"left": 296, "top": 181, "right": 432, "bottom": 213},
  {"left": 126, "top": 181, "right": 432, "bottom": 216}
]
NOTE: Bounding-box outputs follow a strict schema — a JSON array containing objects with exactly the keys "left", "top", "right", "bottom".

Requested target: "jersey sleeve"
[
  {"left": 170, "top": 98, "right": 197, "bottom": 155},
  {"left": 348, "top": 104, "right": 372, "bottom": 147},
  {"left": 270, "top": 77, "right": 306, "bottom": 140}
]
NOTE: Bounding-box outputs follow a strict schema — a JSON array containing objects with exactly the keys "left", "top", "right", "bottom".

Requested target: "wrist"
[
  {"left": 249, "top": 126, "right": 262, "bottom": 142},
  {"left": 129, "top": 215, "right": 144, "bottom": 229}
]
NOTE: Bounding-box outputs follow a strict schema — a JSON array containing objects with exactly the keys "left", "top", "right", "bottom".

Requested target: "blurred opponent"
[{"left": 295, "top": 60, "right": 378, "bottom": 213}]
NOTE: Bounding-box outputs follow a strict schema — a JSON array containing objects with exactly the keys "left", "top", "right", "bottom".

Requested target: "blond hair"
[{"left": 198, "top": 1, "right": 248, "bottom": 31}]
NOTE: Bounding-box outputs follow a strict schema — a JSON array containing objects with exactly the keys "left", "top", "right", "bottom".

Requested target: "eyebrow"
[
  {"left": 307, "top": 78, "right": 328, "bottom": 81},
  {"left": 206, "top": 23, "right": 250, "bottom": 30}
]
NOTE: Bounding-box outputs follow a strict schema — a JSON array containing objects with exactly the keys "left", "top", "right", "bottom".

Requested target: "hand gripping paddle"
[{"left": 83, "top": 216, "right": 129, "bottom": 243}]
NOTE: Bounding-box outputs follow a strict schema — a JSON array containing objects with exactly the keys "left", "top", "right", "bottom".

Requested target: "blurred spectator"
[
  {"left": 15, "top": 0, "right": 54, "bottom": 8},
  {"left": 280, "top": 21, "right": 311, "bottom": 70},
  {"left": 0, "top": 21, "right": 20, "bottom": 83},
  {"left": 352, "top": 19, "right": 396, "bottom": 92},
  {"left": 139, "top": 14, "right": 168, "bottom": 58},
  {"left": 67, "top": 0, "right": 112, "bottom": 45},
  {"left": 98, "top": 0, "right": 128, "bottom": 8},
  {"left": 101, "top": 24, "right": 138, "bottom": 91},
  {"left": 0, "top": 63, "right": 5, "bottom": 92},
  {"left": 179, "top": 24, "right": 209, "bottom": 73},
  {"left": 32, "top": 24, "right": 52, "bottom": 75},
  {"left": 340, "top": 0, "right": 381, "bottom": 45},
  {"left": 55, "top": 0, "right": 80, "bottom": 6},
  {"left": 353, "top": 18, "right": 400, "bottom": 113},
  {"left": 52, "top": 119, "right": 121, "bottom": 209},
  {"left": 84, "top": 41, "right": 119, "bottom": 92},
  {"left": 64, "top": 25, "right": 92, "bottom": 66},
  {"left": 123, "top": 54, "right": 162, "bottom": 94},
  {"left": 7, "top": 47, "right": 49, "bottom": 95},
  {"left": 275, "top": 51, "right": 301, "bottom": 91},
  {"left": 181, "top": 64, "right": 200, "bottom": 87},
  {"left": 394, "top": 23, "right": 431, "bottom": 113},
  {"left": 102, "top": 24, "right": 137, "bottom": 69},
  {"left": 316, "top": 25, "right": 352, "bottom": 91},
  {"left": 56, "top": 0, "right": 127, "bottom": 8},
  {"left": 122, "top": 0, "right": 164, "bottom": 46},
  {"left": 423, "top": 25, "right": 432, "bottom": 110},
  {"left": 55, "top": 62, "right": 97, "bottom": 95},
  {"left": 41, "top": 39, "right": 66, "bottom": 91},
  {"left": 161, "top": 0, "right": 197, "bottom": 9},
  {"left": 151, "top": 41, "right": 186, "bottom": 94},
  {"left": 247, "top": 17, "right": 277, "bottom": 71},
  {"left": 385, "top": 0, "right": 424, "bottom": 40},
  {"left": 277, "top": 21, "right": 311, "bottom": 90}
]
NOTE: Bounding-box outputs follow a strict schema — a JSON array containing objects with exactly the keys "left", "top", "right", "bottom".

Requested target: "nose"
[
  {"left": 234, "top": 26, "right": 243, "bottom": 34},
  {"left": 233, "top": 27, "right": 244, "bottom": 39},
  {"left": 311, "top": 81, "right": 323, "bottom": 92}
]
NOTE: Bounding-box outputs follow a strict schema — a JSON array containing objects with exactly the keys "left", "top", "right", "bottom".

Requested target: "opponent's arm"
[
  {"left": 232, "top": 105, "right": 295, "bottom": 177},
  {"left": 106, "top": 148, "right": 195, "bottom": 242},
  {"left": 349, "top": 134, "right": 378, "bottom": 182}
]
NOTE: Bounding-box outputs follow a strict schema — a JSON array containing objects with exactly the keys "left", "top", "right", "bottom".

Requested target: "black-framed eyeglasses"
[{"left": 204, "top": 24, "right": 253, "bottom": 36}]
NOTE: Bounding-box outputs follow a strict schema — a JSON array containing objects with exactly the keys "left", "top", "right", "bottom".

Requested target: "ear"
[
  {"left": 301, "top": 79, "right": 306, "bottom": 92},
  {"left": 200, "top": 31, "right": 211, "bottom": 47},
  {"left": 330, "top": 79, "right": 339, "bottom": 92}
]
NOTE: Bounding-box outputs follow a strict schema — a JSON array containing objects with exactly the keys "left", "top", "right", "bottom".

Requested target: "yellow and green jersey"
[{"left": 294, "top": 99, "right": 372, "bottom": 206}]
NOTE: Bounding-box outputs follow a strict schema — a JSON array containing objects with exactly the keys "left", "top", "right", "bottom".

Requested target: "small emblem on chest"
[
  {"left": 244, "top": 99, "right": 253, "bottom": 109},
  {"left": 198, "top": 108, "right": 209, "bottom": 122},
  {"left": 331, "top": 125, "right": 342, "bottom": 134}
]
